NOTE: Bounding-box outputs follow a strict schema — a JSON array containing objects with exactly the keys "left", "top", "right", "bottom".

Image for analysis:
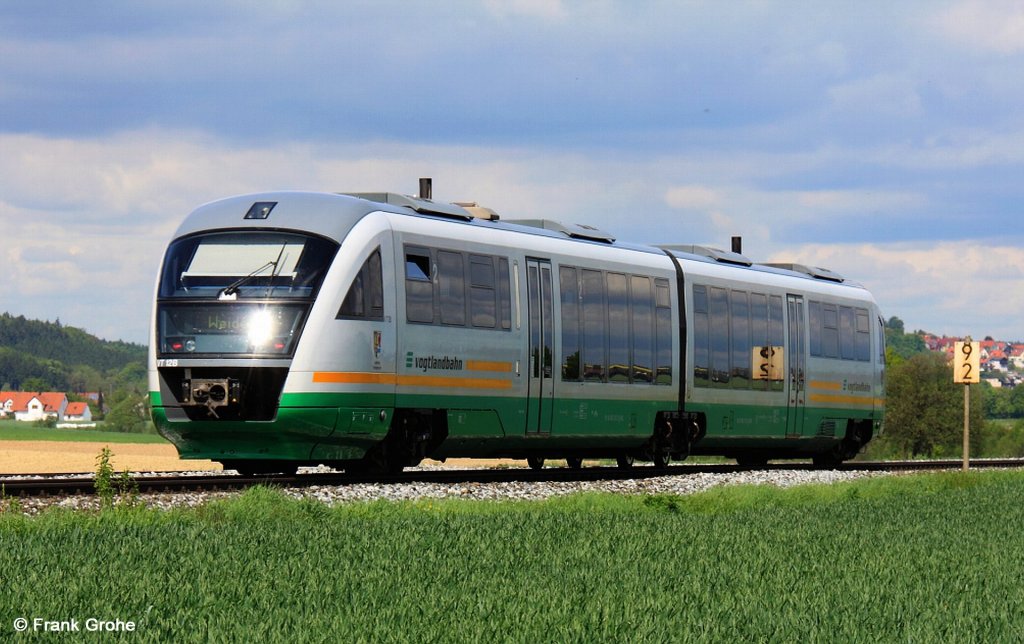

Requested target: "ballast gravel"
[{"left": 6, "top": 467, "right": 887, "bottom": 516}]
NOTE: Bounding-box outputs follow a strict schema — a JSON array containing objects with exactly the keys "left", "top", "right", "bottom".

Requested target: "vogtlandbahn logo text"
[{"left": 406, "top": 352, "right": 464, "bottom": 372}]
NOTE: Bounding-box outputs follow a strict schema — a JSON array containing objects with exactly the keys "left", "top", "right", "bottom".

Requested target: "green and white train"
[{"left": 149, "top": 186, "right": 885, "bottom": 473}]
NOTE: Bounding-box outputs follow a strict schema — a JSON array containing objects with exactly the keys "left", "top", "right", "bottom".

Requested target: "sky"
[{"left": 2, "top": 0, "right": 1024, "bottom": 344}]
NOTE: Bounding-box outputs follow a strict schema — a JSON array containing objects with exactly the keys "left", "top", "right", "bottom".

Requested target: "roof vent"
[
  {"left": 659, "top": 244, "right": 753, "bottom": 267},
  {"left": 343, "top": 192, "right": 474, "bottom": 221},
  {"left": 453, "top": 202, "right": 500, "bottom": 221},
  {"left": 507, "top": 219, "right": 616, "bottom": 243},
  {"left": 762, "top": 263, "right": 846, "bottom": 283}
]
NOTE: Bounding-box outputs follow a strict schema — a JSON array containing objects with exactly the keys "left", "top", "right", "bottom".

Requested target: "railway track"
[{"left": 3, "top": 458, "right": 1023, "bottom": 498}]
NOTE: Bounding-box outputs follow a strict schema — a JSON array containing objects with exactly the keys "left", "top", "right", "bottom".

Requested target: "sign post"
[{"left": 953, "top": 337, "right": 980, "bottom": 471}]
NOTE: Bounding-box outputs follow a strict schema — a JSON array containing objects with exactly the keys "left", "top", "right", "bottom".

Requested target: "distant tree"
[
  {"left": 20, "top": 377, "right": 49, "bottom": 392},
  {"left": 884, "top": 352, "right": 984, "bottom": 457},
  {"left": 886, "top": 316, "right": 905, "bottom": 334},
  {"left": 103, "top": 394, "right": 153, "bottom": 433}
]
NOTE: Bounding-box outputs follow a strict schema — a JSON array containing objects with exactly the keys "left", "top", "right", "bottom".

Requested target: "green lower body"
[
  {"left": 152, "top": 390, "right": 670, "bottom": 464},
  {"left": 151, "top": 390, "right": 881, "bottom": 464}
]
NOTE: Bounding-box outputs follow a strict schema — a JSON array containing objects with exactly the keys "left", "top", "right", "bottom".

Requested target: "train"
[{"left": 148, "top": 182, "right": 885, "bottom": 474}]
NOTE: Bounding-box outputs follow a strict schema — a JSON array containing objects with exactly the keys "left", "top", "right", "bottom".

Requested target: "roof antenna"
[
  {"left": 731, "top": 236, "right": 742, "bottom": 254},
  {"left": 419, "top": 177, "right": 432, "bottom": 201}
]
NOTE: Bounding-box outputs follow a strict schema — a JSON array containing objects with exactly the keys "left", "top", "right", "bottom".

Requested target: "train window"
[
  {"left": 338, "top": 247, "right": 384, "bottom": 320},
  {"left": 821, "top": 303, "right": 839, "bottom": 359},
  {"left": 631, "top": 276, "right": 653, "bottom": 383},
  {"left": 808, "top": 301, "right": 821, "bottom": 356},
  {"left": 655, "top": 277, "right": 673, "bottom": 385},
  {"left": 730, "top": 290, "right": 751, "bottom": 388},
  {"left": 499, "top": 258, "right": 512, "bottom": 330},
  {"left": 877, "top": 316, "right": 886, "bottom": 364},
  {"left": 839, "top": 306, "right": 856, "bottom": 360},
  {"left": 750, "top": 293, "right": 768, "bottom": 390},
  {"left": 769, "top": 295, "right": 784, "bottom": 391},
  {"left": 469, "top": 255, "right": 496, "bottom": 328},
  {"left": 856, "top": 308, "right": 871, "bottom": 361},
  {"left": 405, "top": 248, "right": 434, "bottom": 324},
  {"left": 730, "top": 290, "right": 751, "bottom": 386},
  {"left": 709, "top": 287, "right": 730, "bottom": 386},
  {"left": 692, "top": 285, "right": 710, "bottom": 387},
  {"left": 559, "top": 266, "right": 581, "bottom": 381},
  {"left": 607, "top": 273, "right": 630, "bottom": 383},
  {"left": 438, "top": 250, "right": 466, "bottom": 326},
  {"left": 582, "top": 269, "right": 606, "bottom": 382}
]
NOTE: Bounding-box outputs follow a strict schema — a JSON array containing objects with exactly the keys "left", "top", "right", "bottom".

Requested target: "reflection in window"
[
  {"left": 654, "top": 278, "right": 672, "bottom": 385},
  {"left": 469, "top": 255, "right": 496, "bottom": 328},
  {"left": 693, "top": 285, "right": 709, "bottom": 387},
  {"left": 709, "top": 287, "right": 730, "bottom": 386},
  {"left": 559, "top": 266, "right": 580, "bottom": 381},
  {"left": 607, "top": 273, "right": 629, "bottom": 382},
  {"left": 582, "top": 269, "right": 605, "bottom": 382},
  {"left": 438, "top": 251, "right": 465, "bottom": 326},
  {"left": 821, "top": 303, "right": 839, "bottom": 358},
  {"left": 856, "top": 308, "right": 871, "bottom": 361},
  {"left": 631, "top": 275, "right": 653, "bottom": 383},
  {"left": 339, "top": 248, "right": 384, "bottom": 320},
  {"left": 730, "top": 290, "right": 750, "bottom": 388},
  {"left": 405, "top": 248, "right": 433, "bottom": 323},
  {"left": 840, "top": 306, "right": 856, "bottom": 360}
]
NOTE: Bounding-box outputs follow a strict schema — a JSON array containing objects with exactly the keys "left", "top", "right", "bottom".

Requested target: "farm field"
[
  {"left": 3, "top": 471, "right": 1024, "bottom": 641},
  {"left": 0, "top": 421, "right": 219, "bottom": 473}
]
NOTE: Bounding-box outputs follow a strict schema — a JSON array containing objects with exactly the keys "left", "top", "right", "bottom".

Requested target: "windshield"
[{"left": 159, "top": 231, "right": 338, "bottom": 299}]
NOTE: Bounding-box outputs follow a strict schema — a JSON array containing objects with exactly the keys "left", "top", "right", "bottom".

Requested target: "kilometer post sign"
[
  {"left": 954, "top": 338, "right": 980, "bottom": 471},
  {"left": 953, "top": 340, "right": 980, "bottom": 384}
]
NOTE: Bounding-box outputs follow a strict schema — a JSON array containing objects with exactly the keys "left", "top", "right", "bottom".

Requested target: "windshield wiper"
[{"left": 218, "top": 244, "right": 288, "bottom": 299}]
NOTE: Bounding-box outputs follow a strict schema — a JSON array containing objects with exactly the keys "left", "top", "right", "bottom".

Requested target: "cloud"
[
  {"left": 770, "top": 241, "right": 1024, "bottom": 340},
  {"left": 936, "top": 0, "right": 1024, "bottom": 55}
]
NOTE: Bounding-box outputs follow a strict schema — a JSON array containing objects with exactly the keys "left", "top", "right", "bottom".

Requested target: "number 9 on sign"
[{"left": 953, "top": 341, "right": 980, "bottom": 384}]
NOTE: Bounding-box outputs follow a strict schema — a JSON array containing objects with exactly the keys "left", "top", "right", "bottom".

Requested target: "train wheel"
[
  {"left": 527, "top": 456, "right": 545, "bottom": 470},
  {"left": 566, "top": 457, "right": 583, "bottom": 469},
  {"left": 616, "top": 455, "right": 635, "bottom": 469},
  {"left": 653, "top": 448, "right": 671, "bottom": 469}
]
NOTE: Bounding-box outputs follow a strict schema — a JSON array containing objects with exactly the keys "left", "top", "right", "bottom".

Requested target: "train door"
[
  {"left": 526, "top": 258, "right": 554, "bottom": 434},
  {"left": 786, "top": 294, "right": 807, "bottom": 437}
]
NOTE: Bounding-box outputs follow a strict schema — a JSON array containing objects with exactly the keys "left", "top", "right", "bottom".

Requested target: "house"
[
  {"left": 0, "top": 391, "right": 69, "bottom": 422},
  {"left": 63, "top": 402, "right": 92, "bottom": 423},
  {"left": 1011, "top": 346, "right": 1024, "bottom": 370}
]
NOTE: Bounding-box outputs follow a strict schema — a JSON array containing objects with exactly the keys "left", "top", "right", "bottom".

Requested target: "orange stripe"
[
  {"left": 313, "top": 372, "right": 396, "bottom": 385},
  {"left": 809, "top": 380, "right": 843, "bottom": 391},
  {"left": 312, "top": 371, "right": 512, "bottom": 390},
  {"left": 808, "top": 392, "right": 876, "bottom": 407}
]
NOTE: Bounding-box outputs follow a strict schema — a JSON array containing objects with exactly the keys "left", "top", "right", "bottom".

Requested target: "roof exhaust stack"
[
  {"left": 731, "top": 236, "right": 742, "bottom": 254},
  {"left": 419, "top": 177, "right": 432, "bottom": 201}
]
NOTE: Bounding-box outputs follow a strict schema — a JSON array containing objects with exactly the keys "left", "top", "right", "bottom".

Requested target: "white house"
[
  {"left": 63, "top": 402, "right": 93, "bottom": 422},
  {"left": 0, "top": 392, "right": 69, "bottom": 422}
]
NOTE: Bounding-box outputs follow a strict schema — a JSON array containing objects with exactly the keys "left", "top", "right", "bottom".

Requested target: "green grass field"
[
  {"left": 0, "top": 420, "right": 168, "bottom": 444},
  {"left": 3, "top": 471, "right": 1024, "bottom": 641}
]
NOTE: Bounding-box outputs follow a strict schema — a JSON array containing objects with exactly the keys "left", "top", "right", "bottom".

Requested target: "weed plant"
[{"left": 2, "top": 473, "right": 1024, "bottom": 641}]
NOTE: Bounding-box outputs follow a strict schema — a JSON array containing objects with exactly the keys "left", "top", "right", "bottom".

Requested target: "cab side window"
[{"left": 338, "top": 247, "right": 384, "bottom": 320}]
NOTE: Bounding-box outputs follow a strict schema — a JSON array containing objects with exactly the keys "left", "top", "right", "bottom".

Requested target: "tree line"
[{"left": 0, "top": 313, "right": 149, "bottom": 433}]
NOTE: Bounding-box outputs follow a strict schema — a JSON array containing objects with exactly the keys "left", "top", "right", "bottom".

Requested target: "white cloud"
[
  {"left": 665, "top": 185, "right": 721, "bottom": 210},
  {"left": 770, "top": 241, "right": 1024, "bottom": 340},
  {"left": 827, "top": 73, "right": 923, "bottom": 118},
  {"left": 936, "top": 0, "right": 1024, "bottom": 55}
]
